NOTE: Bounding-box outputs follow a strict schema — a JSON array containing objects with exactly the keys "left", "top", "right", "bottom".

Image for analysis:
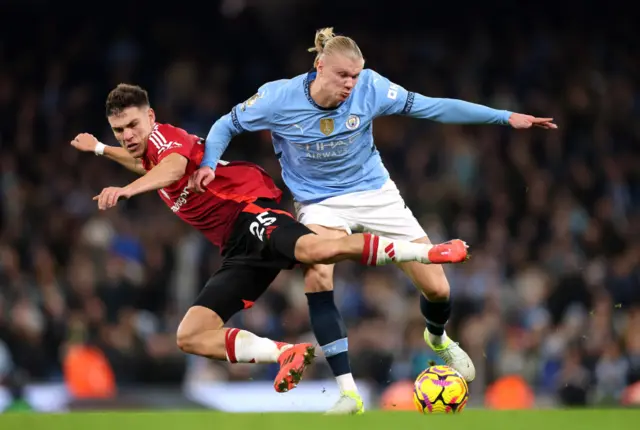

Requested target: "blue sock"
[
  {"left": 420, "top": 294, "right": 451, "bottom": 336},
  {"left": 305, "top": 291, "right": 351, "bottom": 377}
]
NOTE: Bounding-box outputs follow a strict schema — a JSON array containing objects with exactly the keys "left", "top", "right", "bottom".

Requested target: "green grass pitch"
[{"left": 0, "top": 409, "right": 638, "bottom": 430}]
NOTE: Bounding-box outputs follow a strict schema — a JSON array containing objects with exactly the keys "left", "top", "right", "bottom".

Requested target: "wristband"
[{"left": 95, "top": 142, "right": 106, "bottom": 156}]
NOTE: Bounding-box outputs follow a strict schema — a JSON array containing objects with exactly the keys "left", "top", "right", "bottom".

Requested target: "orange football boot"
[{"left": 273, "top": 343, "right": 316, "bottom": 393}]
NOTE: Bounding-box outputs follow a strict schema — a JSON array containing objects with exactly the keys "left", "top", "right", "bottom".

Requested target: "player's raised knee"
[
  {"left": 421, "top": 272, "right": 450, "bottom": 302},
  {"left": 427, "top": 282, "right": 450, "bottom": 302},
  {"left": 304, "top": 266, "right": 335, "bottom": 293},
  {"left": 303, "top": 259, "right": 335, "bottom": 293},
  {"left": 176, "top": 323, "right": 195, "bottom": 353},
  {"left": 176, "top": 306, "right": 224, "bottom": 354}
]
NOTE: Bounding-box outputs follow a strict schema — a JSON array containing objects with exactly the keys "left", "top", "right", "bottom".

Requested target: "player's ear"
[{"left": 148, "top": 107, "right": 156, "bottom": 124}]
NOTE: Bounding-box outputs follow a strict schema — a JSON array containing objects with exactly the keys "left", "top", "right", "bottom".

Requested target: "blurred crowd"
[{"left": 0, "top": 1, "right": 638, "bottom": 407}]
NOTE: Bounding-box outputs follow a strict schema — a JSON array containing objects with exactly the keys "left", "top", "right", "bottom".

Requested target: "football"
[{"left": 413, "top": 365, "right": 469, "bottom": 414}]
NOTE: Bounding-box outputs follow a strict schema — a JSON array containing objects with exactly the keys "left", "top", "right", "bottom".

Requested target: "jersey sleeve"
[
  {"left": 368, "top": 69, "right": 512, "bottom": 125},
  {"left": 368, "top": 70, "right": 415, "bottom": 118},
  {"left": 404, "top": 93, "right": 512, "bottom": 124},
  {"left": 201, "top": 83, "right": 278, "bottom": 170},
  {"left": 231, "top": 83, "right": 276, "bottom": 133},
  {"left": 154, "top": 126, "right": 195, "bottom": 163}
]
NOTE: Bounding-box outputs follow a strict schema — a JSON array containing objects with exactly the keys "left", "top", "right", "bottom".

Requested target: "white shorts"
[{"left": 294, "top": 180, "right": 427, "bottom": 242}]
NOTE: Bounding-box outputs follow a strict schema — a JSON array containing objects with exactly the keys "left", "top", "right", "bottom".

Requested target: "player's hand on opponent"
[
  {"left": 93, "top": 187, "right": 132, "bottom": 210},
  {"left": 71, "top": 133, "right": 99, "bottom": 152},
  {"left": 187, "top": 166, "right": 215, "bottom": 193},
  {"left": 508, "top": 113, "right": 557, "bottom": 130}
]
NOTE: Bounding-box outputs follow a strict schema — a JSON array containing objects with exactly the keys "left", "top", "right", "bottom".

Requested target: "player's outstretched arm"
[
  {"left": 370, "top": 71, "right": 556, "bottom": 129},
  {"left": 93, "top": 153, "right": 187, "bottom": 210},
  {"left": 71, "top": 133, "right": 147, "bottom": 175},
  {"left": 187, "top": 114, "right": 239, "bottom": 192},
  {"left": 122, "top": 153, "right": 187, "bottom": 197},
  {"left": 193, "top": 87, "right": 275, "bottom": 193},
  {"left": 200, "top": 113, "right": 241, "bottom": 171},
  {"left": 407, "top": 93, "right": 557, "bottom": 129}
]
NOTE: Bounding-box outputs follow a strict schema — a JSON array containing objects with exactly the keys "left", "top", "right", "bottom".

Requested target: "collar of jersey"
[{"left": 303, "top": 70, "right": 342, "bottom": 111}]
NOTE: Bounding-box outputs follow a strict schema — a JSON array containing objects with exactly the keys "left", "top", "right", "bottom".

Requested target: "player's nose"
[{"left": 123, "top": 129, "right": 134, "bottom": 141}]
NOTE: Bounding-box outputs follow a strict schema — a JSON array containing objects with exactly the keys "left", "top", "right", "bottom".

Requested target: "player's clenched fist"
[
  {"left": 93, "top": 186, "right": 131, "bottom": 210},
  {"left": 188, "top": 166, "right": 216, "bottom": 193},
  {"left": 71, "top": 133, "right": 99, "bottom": 152}
]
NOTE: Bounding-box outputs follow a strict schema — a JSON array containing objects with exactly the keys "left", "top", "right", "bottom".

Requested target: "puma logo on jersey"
[{"left": 290, "top": 124, "right": 305, "bottom": 134}]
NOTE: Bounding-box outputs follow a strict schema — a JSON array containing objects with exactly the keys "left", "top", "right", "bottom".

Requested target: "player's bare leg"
[
  {"left": 397, "top": 236, "right": 476, "bottom": 382},
  {"left": 176, "top": 306, "right": 315, "bottom": 392},
  {"left": 294, "top": 232, "right": 469, "bottom": 266}
]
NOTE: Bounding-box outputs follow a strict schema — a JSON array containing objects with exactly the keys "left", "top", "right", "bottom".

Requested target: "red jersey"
[{"left": 142, "top": 123, "right": 283, "bottom": 248}]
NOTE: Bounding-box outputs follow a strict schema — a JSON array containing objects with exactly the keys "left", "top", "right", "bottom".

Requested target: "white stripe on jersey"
[
  {"left": 149, "top": 127, "right": 181, "bottom": 154},
  {"left": 149, "top": 133, "right": 162, "bottom": 149},
  {"left": 154, "top": 129, "right": 167, "bottom": 143}
]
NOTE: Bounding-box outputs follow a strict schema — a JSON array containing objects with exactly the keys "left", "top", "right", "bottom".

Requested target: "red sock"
[{"left": 361, "top": 233, "right": 381, "bottom": 266}]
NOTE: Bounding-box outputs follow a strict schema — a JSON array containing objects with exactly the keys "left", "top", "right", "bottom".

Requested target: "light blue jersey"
[{"left": 202, "top": 69, "right": 512, "bottom": 204}]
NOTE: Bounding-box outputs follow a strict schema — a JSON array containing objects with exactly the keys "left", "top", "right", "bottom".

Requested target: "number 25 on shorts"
[{"left": 249, "top": 211, "right": 277, "bottom": 241}]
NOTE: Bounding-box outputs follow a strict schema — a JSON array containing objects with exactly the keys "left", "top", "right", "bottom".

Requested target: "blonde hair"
[{"left": 308, "top": 27, "right": 363, "bottom": 68}]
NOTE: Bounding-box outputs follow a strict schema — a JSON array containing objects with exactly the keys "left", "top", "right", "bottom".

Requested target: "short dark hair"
[{"left": 105, "top": 83, "right": 150, "bottom": 116}]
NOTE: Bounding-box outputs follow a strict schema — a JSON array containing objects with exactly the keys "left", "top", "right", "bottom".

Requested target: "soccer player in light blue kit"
[{"left": 190, "top": 27, "right": 557, "bottom": 414}]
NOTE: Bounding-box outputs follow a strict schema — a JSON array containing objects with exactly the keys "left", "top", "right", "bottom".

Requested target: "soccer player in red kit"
[{"left": 71, "top": 84, "right": 469, "bottom": 394}]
